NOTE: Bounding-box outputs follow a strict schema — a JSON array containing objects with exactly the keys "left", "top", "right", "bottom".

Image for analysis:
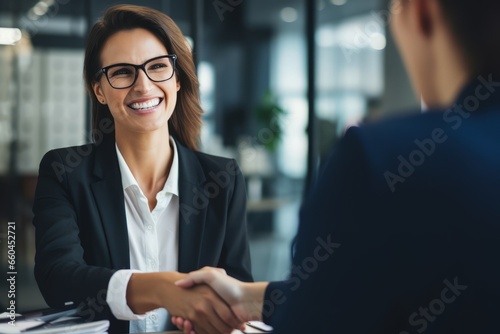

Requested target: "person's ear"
[
  {"left": 93, "top": 82, "right": 107, "bottom": 105},
  {"left": 176, "top": 77, "right": 181, "bottom": 92},
  {"left": 415, "top": 0, "right": 434, "bottom": 37}
]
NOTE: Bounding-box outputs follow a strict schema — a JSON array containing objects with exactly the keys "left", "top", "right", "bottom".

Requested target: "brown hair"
[
  {"left": 401, "top": 0, "right": 500, "bottom": 75},
  {"left": 437, "top": 0, "right": 500, "bottom": 75},
  {"left": 83, "top": 4, "right": 202, "bottom": 150}
]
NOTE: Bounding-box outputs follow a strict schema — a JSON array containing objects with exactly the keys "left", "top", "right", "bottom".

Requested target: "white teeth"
[{"left": 129, "top": 98, "right": 161, "bottom": 110}]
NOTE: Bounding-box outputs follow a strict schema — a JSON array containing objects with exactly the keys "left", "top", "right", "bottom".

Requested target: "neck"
[
  {"left": 115, "top": 127, "right": 173, "bottom": 193},
  {"left": 425, "top": 25, "right": 471, "bottom": 108},
  {"left": 433, "top": 57, "right": 470, "bottom": 107}
]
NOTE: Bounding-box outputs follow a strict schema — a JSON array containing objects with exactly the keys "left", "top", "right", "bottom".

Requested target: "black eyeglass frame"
[{"left": 94, "top": 54, "right": 177, "bottom": 89}]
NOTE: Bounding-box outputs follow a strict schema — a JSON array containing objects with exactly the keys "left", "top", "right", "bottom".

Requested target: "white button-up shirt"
[{"left": 106, "top": 137, "right": 179, "bottom": 333}]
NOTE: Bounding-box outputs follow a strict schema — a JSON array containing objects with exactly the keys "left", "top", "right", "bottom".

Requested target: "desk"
[{"left": 148, "top": 327, "right": 272, "bottom": 334}]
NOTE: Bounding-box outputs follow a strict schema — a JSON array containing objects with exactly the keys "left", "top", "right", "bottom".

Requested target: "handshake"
[
  {"left": 164, "top": 267, "right": 268, "bottom": 334},
  {"left": 171, "top": 267, "right": 270, "bottom": 334}
]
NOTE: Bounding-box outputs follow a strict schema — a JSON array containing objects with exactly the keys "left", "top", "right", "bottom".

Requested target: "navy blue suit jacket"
[
  {"left": 33, "top": 137, "right": 252, "bottom": 333},
  {"left": 264, "top": 76, "right": 500, "bottom": 333}
]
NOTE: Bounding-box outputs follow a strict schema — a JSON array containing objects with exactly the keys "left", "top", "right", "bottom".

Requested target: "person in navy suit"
[
  {"left": 32, "top": 5, "right": 251, "bottom": 334},
  {"left": 173, "top": 0, "right": 500, "bottom": 333}
]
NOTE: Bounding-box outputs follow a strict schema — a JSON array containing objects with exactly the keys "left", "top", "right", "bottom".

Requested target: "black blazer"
[
  {"left": 32, "top": 137, "right": 252, "bottom": 333},
  {"left": 264, "top": 77, "right": 500, "bottom": 333}
]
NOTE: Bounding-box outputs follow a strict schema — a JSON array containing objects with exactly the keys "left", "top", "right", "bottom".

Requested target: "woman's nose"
[{"left": 132, "top": 69, "right": 153, "bottom": 93}]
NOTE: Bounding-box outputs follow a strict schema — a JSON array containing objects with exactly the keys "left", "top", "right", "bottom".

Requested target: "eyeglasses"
[{"left": 95, "top": 54, "right": 177, "bottom": 89}]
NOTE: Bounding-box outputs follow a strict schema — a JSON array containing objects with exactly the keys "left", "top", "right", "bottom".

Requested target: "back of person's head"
[
  {"left": 83, "top": 4, "right": 202, "bottom": 150},
  {"left": 434, "top": 0, "right": 500, "bottom": 75}
]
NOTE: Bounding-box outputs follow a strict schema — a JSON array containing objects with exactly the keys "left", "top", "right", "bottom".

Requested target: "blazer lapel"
[
  {"left": 176, "top": 140, "right": 208, "bottom": 273},
  {"left": 90, "top": 138, "right": 130, "bottom": 270}
]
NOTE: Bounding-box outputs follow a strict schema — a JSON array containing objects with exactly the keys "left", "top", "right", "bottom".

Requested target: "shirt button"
[
  {"left": 150, "top": 313, "right": 158, "bottom": 322},
  {"left": 146, "top": 224, "right": 153, "bottom": 231}
]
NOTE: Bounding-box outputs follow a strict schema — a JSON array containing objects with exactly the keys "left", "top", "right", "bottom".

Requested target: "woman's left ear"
[{"left": 176, "top": 79, "right": 181, "bottom": 92}]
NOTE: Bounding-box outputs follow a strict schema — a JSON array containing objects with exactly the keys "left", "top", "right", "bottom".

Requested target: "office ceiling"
[
  {"left": 246, "top": 0, "right": 380, "bottom": 28},
  {"left": 0, "top": 0, "right": 382, "bottom": 47}
]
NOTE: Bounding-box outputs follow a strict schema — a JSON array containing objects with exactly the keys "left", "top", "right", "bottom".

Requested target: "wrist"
[{"left": 241, "top": 282, "right": 268, "bottom": 321}]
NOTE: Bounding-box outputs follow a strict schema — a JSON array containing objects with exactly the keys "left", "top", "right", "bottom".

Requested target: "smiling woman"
[
  {"left": 84, "top": 5, "right": 202, "bottom": 150},
  {"left": 31, "top": 5, "right": 253, "bottom": 334},
  {"left": 92, "top": 28, "right": 180, "bottom": 148}
]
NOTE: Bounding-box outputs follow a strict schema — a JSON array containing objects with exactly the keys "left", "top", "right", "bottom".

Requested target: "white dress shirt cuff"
[{"left": 106, "top": 269, "right": 148, "bottom": 320}]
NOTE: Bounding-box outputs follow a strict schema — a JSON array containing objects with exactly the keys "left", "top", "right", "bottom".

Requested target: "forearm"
[{"left": 126, "top": 272, "right": 185, "bottom": 314}]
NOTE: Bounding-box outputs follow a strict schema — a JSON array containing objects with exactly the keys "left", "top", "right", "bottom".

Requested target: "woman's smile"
[{"left": 127, "top": 97, "right": 164, "bottom": 114}]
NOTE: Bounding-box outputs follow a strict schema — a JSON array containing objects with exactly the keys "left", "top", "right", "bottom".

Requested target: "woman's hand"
[
  {"left": 175, "top": 267, "right": 269, "bottom": 323},
  {"left": 126, "top": 271, "right": 242, "bottom": 334}
]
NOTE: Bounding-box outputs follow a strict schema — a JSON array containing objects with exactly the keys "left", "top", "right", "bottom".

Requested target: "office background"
[{"left": 0, "top": 0, "right": 419, "bottom": 312}]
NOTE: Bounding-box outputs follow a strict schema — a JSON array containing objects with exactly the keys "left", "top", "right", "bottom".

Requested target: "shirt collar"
[{"left": 115, "top": 136, "right": 179, "bottom": 197}]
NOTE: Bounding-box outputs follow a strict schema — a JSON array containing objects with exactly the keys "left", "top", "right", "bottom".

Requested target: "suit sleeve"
[
  {"left": 217, "top": 160, "right": 253, "bottom": 282},
  {"left": 33, "top": 150, "right": 115, "bottom": 316}
]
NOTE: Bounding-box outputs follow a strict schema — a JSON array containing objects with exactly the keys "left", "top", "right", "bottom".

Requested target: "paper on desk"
[
  {"left": 0, "top": 317, "right": 109, "bottom": 334},
  {"left": 231, "top": 321, "right": 273, "bottom": 333},
  {"left": 0, "top": 312, "right": 22, "bottom": 320},
  {"left": 19, "top": 319, "right": 109, "bottom": 333},
  {"left": 0, "top": 319, "right": 45, "bottom": 333}
]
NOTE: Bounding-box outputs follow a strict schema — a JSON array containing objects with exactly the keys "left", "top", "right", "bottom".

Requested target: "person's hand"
[
  {"left": 176, "top": 267, "right": 248, "bottom": 322},
  {"left": 172, "top": 315, "right": 195, "bottom": 334},
  {"left": 171, "top": 315, "right": 247, "bottom": 334},
  {"left": 175, "top": 267, "right": 268, "bottom": 323},
  {"left": 126, "top": 272, "right": 241, "bottom": 334},
  {"left": 172, "top": 268, "right": 238, "bottom": 334},
  {"left": 169, "top": 283, "right": 242, "bottom": 334}
]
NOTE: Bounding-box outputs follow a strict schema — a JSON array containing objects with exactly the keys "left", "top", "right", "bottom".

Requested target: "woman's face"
[{"left": 93, "top": 28, "right": 180, "bottom": 136}]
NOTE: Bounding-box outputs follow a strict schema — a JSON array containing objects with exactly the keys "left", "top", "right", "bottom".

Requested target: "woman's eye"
[
  {"left": 110, "top": 67, "right": 133, "bottom": 77},
  {"left": 149, "top": 63, "right": 168, "bottom": 71}
]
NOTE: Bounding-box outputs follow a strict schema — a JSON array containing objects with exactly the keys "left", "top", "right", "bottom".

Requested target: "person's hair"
[
  {"left": 436, "top": 0, "right": 500, "bottom": 75},
  {"left": 83, "top": 4, "right": 202, "bottom": 150}
]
